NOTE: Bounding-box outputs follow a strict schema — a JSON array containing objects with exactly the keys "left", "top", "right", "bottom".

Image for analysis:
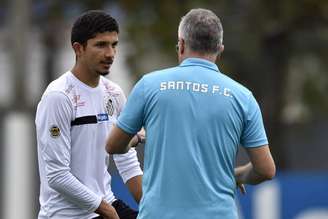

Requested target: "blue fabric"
[{"left": 117, "top": 58, "right": 268, "bottom": 219}]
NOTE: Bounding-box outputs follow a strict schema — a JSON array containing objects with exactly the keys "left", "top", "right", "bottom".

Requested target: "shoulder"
[
  {"left": 218, "top": 72, "right": 253, "bottom": 99},
  {"left": 40, "top": 91, "right": 72, "bottom": 109},
  {"left": 42, "top": 72, "right": 74, "bottom": 97},
  {"left": 143, "top": 66, "right": 179, "bottom": 80},
  {"left": 138, "top": 66, "right": 180, "bottom": 89},
  {"left": 39, "top": 72, "right": 75, "bottom": 107}
]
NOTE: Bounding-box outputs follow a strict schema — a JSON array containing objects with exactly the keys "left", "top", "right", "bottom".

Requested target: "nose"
[{"left": 105, "top": 46, "right": 116, "bottom": 58}]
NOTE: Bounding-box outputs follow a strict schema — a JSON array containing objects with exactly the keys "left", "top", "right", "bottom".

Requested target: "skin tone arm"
[
  {"left": 126, "top": 175, "right": 143, "bottom": 203},
  {"left": 235, "top": 145, "right": 276, "bottom": 185},
  {"left": 95, "top": 200, "right": 119, "bottom": 219},
  {"left": 106, "top": 124, "right": 137, "bottom": 154},
  {"left": 106, "top": 124, "right": 144, "bottom": 203}
]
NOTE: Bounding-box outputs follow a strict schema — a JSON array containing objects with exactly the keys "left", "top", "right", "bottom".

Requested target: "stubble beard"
[{"left": 99, "top": 70, "right": 110, "bottom": 76}]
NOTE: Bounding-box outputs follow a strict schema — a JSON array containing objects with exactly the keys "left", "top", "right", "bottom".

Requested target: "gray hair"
[{"left": 178, "top": 8, "right": 223, "bottom": 54}]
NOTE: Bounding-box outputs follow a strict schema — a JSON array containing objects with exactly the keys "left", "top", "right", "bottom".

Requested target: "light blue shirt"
[{"left": 117, "top": 58, "right": 268, "bottom": 219}]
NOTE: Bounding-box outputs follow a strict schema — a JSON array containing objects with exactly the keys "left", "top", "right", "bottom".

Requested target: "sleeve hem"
[
  {"left": 242, "top": 140, "right": 268, "bottom": 148},
  {"left": 121, "top": 168, "right": 143, "bottom": 184},
  {"left": 88, "top": 195, "right": 103, "bottom": 212},
  {"left": 116, "top": 120, "right": 138, "bottom": 135}
]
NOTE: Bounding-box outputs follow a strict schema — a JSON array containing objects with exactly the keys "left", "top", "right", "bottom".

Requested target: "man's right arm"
[
  {"left": 95, "top": 200, "right": 120, "bottom": 219},
  {"left": 235, "top": 145, "right": 275, "bottom": 185}
]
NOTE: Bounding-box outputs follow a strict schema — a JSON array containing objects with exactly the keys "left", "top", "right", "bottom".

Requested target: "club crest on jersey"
[
  {"left": 49, "top": 125, "right": 60, "bottom": 138},
  {"left": 105, "top": 97, "right": 114, "bottom": 116}
]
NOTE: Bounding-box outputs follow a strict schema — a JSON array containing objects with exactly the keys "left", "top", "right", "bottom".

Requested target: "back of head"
[
  {"left": 178, "top": 8, "right": 223, "bottom": 55},
  {"left": 71, "top": 10, "right": 119, "bottom": 46}
]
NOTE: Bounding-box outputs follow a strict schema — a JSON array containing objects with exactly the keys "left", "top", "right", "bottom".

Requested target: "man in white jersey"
[{"left": 35, "top": 10, "right": 143, "bottom": 219}]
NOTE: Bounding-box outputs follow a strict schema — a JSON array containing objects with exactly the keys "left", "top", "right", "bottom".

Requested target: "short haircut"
[
  {"left": 178, "top": 8, "right": 223, "bottom": 54},
  {"left": 71, "top": 10, "right": 119, "bottom": 46}
]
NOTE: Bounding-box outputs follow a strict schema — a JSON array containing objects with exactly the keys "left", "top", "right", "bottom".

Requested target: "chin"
[{"left": 99, "top": 71, "right": 110, "bottom": 76}]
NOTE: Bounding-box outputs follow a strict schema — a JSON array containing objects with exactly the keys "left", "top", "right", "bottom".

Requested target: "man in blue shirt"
[{"left": 106, "top": 8, "right": 276, "bottom": 219}]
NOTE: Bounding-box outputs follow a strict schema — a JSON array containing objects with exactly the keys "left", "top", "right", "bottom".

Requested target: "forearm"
[
  {"left": 126, "top": 175, "right": 143, "bottom": 203},
  {"left": 235, "top": 162, "right": 272, "bottom": 185},
  {"left": 47, "top": 169, "right": 101, "bottom": 212},
  {"left": 113, "top": 148, "right": 143, "bottom": 203}
]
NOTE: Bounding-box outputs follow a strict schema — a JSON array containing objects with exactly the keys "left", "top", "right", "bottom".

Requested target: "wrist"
[
  {"left": 136, "top": 133, "right": 142, "bottom": 144},
  {"left": 131, "top": 134, "right": 142, "bottom": 147}
]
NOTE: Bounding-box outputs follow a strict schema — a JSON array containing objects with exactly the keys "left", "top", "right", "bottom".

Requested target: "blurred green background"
[{"left": 0, "top": 0, "right": 327, "bottom": 218}]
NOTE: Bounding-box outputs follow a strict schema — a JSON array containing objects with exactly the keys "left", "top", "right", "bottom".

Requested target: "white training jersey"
[{"left": 35, "top": 71, "right": 142, "bottom": 219}]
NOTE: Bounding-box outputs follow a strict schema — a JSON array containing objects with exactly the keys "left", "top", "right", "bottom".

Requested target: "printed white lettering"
[
  {"left": 160, "top": 82, "right": 167, "bottom": 90},
  {"left": 193, "top": 83, "right": 200, "bottom": 92},
  {"left": 212, "top": 85, "right": 220, "bottom": 93},
  {"left": 168, "top": 81, "right": 175, "bottom": 89},
  {"left": 176, "top": 81, "right": 184, "bottom": 90},
  {"left": 158, "top": 81, "right": 233, "bottom": 98},
  {"left": 223, "top": 88, "right": 232, "bottom": 97},
  {"left": 185, "top": 81, "right": 192, "bottom": 90},
  {"left": 201, "top": 84, "right": 208, "bottom": 93}
]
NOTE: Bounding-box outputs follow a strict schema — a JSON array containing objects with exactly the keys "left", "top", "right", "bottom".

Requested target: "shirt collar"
[{"left": 179, "top": 58, "right": 219, "bottom": 72}]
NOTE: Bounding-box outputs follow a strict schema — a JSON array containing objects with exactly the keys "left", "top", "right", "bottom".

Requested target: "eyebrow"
[{"left": 94, "top": 40, "right": 119, "bottom": 46}]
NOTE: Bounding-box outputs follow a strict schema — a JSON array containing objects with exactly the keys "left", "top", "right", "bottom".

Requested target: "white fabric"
[{"left": 36, "top": 72, "right": 142, "bottom": 219}]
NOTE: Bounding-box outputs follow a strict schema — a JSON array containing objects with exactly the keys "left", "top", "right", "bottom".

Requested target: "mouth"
[{"left": 101, "top": 61, "right": 113, "bottom": 69}]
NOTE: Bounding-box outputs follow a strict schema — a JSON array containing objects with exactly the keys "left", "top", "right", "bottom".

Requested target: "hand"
[
  {"left": 237, "top": 182, "right": 246, "bottom": 195},
  {"left": 95, "top": 200, "right": 120, "bottom": 219},
  {"left": 102, "top": 205, "right": 120, "bottom": 219},
  {"left": 137, "top": 128, "right": 146, "bottom": 144},
  {"left": 129, "top": 129, "right": 146, "bottom": 147},
  {"left": 235, "top": 163, "right": 251, "bottom": 195}
]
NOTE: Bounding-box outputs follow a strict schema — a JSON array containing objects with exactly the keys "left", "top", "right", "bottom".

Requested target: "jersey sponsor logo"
[
  {"left": 97, "top": 113, "right": 109, "bottom": 122},
  {"left": 49, "top": 125, "right": 61, "bottom": 138}
]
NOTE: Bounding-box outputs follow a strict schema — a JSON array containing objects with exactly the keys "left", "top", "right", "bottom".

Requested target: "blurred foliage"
[
  {"left": 4, "top": 0, "right": 327, "bottom": 169},
  {"left": 118, "top": 0, "right": 328, "bottom": 169}
]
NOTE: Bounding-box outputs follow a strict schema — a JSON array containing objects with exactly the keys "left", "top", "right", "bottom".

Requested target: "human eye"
[
  {"left": 95, "top": 41, "right": 107, "bottom": 48},
  {"left": 112, "top": 41, "right": 118, "bottom": 48}
]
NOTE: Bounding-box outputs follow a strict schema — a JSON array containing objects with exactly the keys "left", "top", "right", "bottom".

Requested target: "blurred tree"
[
  {"left": 33, "top": 0, "right": 66, "bottom": 89},
  {"left": 118, "top": 0, "right": 328, "bottom": 170},
  {"left": 33, "top": 0, "right": 105, "bottom": 90},
  {"left": 32, "top": 0, "right": 111, "bottom": 92}
]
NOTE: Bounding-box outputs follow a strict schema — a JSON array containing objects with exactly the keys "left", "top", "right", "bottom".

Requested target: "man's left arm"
[{"left": 126, "top": 175, "right": 143, "bottom": 203}]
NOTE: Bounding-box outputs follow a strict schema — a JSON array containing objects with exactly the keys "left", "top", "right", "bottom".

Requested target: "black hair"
[{"left": 71, "top": 10, "right": 119, "bottom": 46}]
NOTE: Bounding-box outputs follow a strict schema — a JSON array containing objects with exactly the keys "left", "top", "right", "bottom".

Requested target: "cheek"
[{"left": 87, "top": 51, "right": 100, "bottom": 60}]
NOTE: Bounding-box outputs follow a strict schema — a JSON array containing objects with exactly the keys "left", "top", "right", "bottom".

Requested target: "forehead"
[{"left": 89, "top": 31, "right": 118, "bottom": 42}]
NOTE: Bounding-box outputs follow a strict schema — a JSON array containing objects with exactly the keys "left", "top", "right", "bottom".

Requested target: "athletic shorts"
[{"left": 92, "top": 199, "right": 138, "bottom": 219}]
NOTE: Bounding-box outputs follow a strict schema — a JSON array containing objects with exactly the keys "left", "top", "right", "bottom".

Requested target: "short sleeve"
[
  {"left": 240, "top": 94, "right": 268, "bottom": 148},
  {"left": 117, "top": 78, "right": 145, "bottom": 134}
]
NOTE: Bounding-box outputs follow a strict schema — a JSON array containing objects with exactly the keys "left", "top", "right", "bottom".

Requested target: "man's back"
[
  {"left": 117, "top": 58, "right": 267, "bottom": 218},
  {"left": 108, "top": 8, "right": 274, "bottom": 219}
]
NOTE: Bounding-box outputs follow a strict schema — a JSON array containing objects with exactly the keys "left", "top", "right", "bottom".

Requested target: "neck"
[
  {"left": 71, "top": 63, "right": 100, "bottom": 88},
  {"left": 180, "top": 51, "right": 218, "bottom": 63}
]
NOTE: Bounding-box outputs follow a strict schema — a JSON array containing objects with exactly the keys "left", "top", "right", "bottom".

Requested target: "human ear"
[{"left": 72, "top": 42, "right": 83, "bottom": 57}]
